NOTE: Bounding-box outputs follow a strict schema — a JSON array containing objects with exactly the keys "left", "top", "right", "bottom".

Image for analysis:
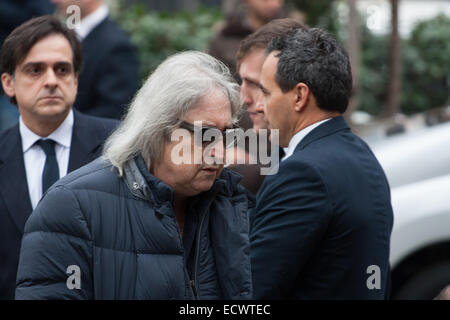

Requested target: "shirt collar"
[
  {"left": 20, "top": 109, "right": 74, "bottom": 153},
  {"left": 282, "top": 118, "right": 331, "bottom": 161},
  {"left": 75, "top": 5, "right": 109, "bottom": 40}
]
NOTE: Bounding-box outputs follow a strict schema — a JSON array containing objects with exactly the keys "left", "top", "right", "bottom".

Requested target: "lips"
[
  {"left": 41, "top": 96, "right": 62, "bottom": 99},
  {"left": 249, "top": 111, "right": 266, "bottom": 121},
  {"left": 39, "top": 95, "right": 63, "bottom": 102},
  {"left": 201, "top": 167, "right": 219, "bottom": 175}
]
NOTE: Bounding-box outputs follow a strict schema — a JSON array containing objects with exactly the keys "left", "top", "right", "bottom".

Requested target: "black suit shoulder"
[
  {"left": 0, "top": 123, "right": 17, "bottom": 142},
  {"left": 0, "top": 124, "right": 20, "bottom": 159},
  {"left": 84, "top": 17, "right": 136, "bottom": 53},
  {"left": 75, "top": 111, "right": 120, "bottom": 130},
  {"left": 291, "top": 128, "right": 381, "bottom": 177},
  {"left": 75, "top": 16, "right": 139, "bottom": 119},
  {"left": 73, "top": 111, "right": 120, "bottom": 141}
]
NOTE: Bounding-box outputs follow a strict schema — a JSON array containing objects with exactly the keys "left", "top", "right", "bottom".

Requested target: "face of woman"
[{"left": 152, "top": 90, "right": 233, "bottom": 197}]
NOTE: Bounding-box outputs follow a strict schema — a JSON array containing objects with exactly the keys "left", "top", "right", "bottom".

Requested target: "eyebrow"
[
  {"left": 21, "top": 62, "right": 43, "bottom": 70},
  {"left": 183, "top": 121, "right": 235, "bottom": 131},
  {"left": 21, "top": 61, "right": 72, "bottom": 70},
  {"left": 259, "top": 84, "right": 269, "bottom": 95},
  {"left": 242, "top": 77, "right": 260, "bottom": 87},
  {"left": 203, "top": 123, "right": 235, "bottom": 130}
]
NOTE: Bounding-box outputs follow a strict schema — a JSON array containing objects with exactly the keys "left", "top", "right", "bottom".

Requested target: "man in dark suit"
[
  {"left": 52, "top": 0, "right": 139, "bottom": 119},
  {"left": 251, "top": 27, "right": 394, "bottom": 299},
  {"left": 0, "top": 16, "right": 118, "bottom": 299}
]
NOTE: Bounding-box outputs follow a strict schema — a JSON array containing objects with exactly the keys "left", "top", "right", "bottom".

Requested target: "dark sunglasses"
[{"left": 179, "top": 121, "right": 241, "bottom": 149}]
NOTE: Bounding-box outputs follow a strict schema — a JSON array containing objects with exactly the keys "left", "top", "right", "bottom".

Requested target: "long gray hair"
[{"left": 102, "top": 51, "right": 242, "bottom": 176}]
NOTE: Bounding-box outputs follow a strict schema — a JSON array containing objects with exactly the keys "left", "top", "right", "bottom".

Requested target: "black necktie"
[{"left": 36, "top": 139, "right": 60, "bottom": 194}]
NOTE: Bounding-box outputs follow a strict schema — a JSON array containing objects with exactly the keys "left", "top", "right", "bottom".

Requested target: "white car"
[{"left": 370, "top": 122, "right": 450, "bottom": 299}]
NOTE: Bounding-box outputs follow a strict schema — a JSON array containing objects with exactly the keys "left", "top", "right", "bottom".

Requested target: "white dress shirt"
[
  {"left": 20, "top": 110, "right": 74, "bottom": 209},
  {"left": 282, "top": 118, "right": 332, "bottom": 162},
  {"left": 75, "top": 5, "right": 109, "bottom": 40}
]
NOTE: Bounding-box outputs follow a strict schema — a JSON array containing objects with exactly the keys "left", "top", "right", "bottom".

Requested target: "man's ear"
[
  {"left": 293, "top": 82, "right": 309, "bottom": 112},
  {"left": 1, "top": 73, "right": 15, "bottom": 98}
]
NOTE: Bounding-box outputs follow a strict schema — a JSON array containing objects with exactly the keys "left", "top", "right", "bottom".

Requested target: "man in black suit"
[
  {"left": 52, "top": 0, "right": 139, "bottom": 119},
  {"left": 250, "top": 28, "right": 394, "bottom": 299},
  {"left": 0, "top": 15, "right": 118, "bottom": 299}
]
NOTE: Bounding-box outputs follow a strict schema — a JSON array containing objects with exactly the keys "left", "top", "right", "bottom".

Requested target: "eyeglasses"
[{"left": 179, "top": 121, "right": 241, "bottom": 149}]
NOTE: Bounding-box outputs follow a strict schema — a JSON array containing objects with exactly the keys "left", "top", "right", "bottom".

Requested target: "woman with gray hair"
[{"left": 15, "top": 51, "right": 253, "bottom": 300}]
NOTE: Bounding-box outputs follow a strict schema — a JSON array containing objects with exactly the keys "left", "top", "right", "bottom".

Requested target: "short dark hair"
[
  {"left": 236, "top": 18, "right": 307, "bottom": 70},
  {"left": 0, "top": 15, "right": 82, "bottom": 76},
  {"left": 267, "top": 28, "right": 352, "bottom": 114}
]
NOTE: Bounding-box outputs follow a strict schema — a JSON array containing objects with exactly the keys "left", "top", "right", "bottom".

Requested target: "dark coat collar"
[
  {"left": 67, "top": 110, "right": 106, "bottom": 171},
  {"left": 128, "top": 155, "right": 244, "bottom": 207},
  {"left": 295, "top": 116, "right": 350, "bottom": 152},
  {"left": 82, "top": 15, "right": 109, "bottom": 43}
]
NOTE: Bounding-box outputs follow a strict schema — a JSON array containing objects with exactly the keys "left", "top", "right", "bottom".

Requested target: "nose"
[
  {"left": 255, "top": 102, "right": 265, "bottom": 114},
  {"left": 255, "top": 91, "right": 265, "bottom": 114},
  {"left": 44, "top": 68, "right": 58, "bottom": 88},
  {"left": 240, "top": 83, "right": 253, "bottom": 108}
]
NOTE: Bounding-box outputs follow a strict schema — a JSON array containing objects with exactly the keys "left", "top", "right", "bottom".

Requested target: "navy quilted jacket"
[{"left": 15, "top": 156, "right": 253, "bottom": 300}]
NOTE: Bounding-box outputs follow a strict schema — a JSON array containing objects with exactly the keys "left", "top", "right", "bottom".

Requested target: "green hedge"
[
  {"left": 402, "top": 14, "right": 450, "bottom": 114},
  {"left": 359, "top": 14, "right": 450, "bottom": 115},
  {"left": 115, "top": 3, "right": 221, "bottom": 80}
]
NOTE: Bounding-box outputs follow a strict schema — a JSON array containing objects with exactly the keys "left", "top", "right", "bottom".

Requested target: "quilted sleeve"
[{"left": 15, "top": 185, "right": 93, "bottom": 300}]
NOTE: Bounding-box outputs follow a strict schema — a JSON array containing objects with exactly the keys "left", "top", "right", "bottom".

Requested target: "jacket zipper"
[
  {"left": 190, "top": 279, "right": 198, "bottom": 298},
  {"left": 193, "top": 209, "right": 207, "bottom": 299},
  {"left": 165, "top": 204, "right": 193, "bottom": 299}
]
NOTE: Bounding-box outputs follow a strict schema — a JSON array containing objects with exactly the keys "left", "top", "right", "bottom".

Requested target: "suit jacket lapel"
[
  {"left": 0, "top": 125, "right": 33, "bottom": 233},
  {"left": 68, "top": 110, "right": 103, "bottom": 172}
]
